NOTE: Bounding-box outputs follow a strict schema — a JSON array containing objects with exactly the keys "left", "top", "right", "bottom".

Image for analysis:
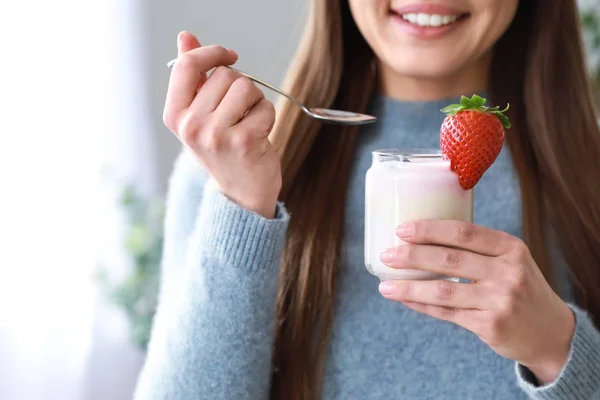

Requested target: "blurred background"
[{"left": 0, "top": 1, "right": 598, "bottom": 399}]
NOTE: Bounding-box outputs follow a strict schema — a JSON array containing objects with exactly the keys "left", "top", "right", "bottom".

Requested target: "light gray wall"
[{"left": 141, "top": 0, "right": 308, "bottom": 193}]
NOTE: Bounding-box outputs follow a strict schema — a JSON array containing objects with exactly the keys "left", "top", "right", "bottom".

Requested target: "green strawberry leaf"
[
  {"left": 495, "top": 112, "right": 512, "bottom": 129},
  {"left": 440, "top": 104, "right": 463, "bottom": 114},
  {"left": 471, "top": 94, "right": 486, "bottom": 107},
  {"left": 460, "top": 96, "right": 473, "bottom": 108},
  {"left": 441, "top": 95, "right": 511, "bottom": 130}
]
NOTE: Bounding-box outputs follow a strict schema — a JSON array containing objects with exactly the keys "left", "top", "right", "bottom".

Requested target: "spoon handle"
[
  {"left": 226, "top": 67, "right": 308, "bottom": 111},
  {"left": 166, "top": 59, "right": 307, "bottom": 112}
]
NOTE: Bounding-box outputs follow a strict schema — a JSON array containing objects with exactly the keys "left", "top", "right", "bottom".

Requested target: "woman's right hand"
[{"left": 163, "top": 32, "right": 282, "bottom": 218}]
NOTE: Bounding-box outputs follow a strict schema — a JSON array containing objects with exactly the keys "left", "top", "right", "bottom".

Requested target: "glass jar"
[{"left": 365, "top": 149, "right": 474, "bottom": 281}]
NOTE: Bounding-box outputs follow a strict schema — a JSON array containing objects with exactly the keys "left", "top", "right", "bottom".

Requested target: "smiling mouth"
[{"left": 392, "top": 12, "right": 469, "bottom": 28}]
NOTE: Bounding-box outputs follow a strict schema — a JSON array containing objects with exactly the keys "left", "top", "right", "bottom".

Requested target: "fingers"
[
  {"left": 234, "top": 99, "right": 276, "bottom": 138},
  {"left": 213, "top": 77, "right": 264, "bottom": 127},
  {"left": 176, "top": 32, "right": 206, "bottom": 95},
  {"left": 165, "top": 45, "right": 238, "bottom": 123},
  {"left": 209, "top": 99, "right": 275, "bottom": 160},
  {"left": 177, "top": 31, "right": 201, "bottom": 55},
  {"left": 379, "top": 279, "right": 487, "bottom": 309},
  {"left": 380, "top": 244, "right": 489, "bottom": 281},
  {"left": 189, "top": 66, "right": 241, "bottom": 115},
  {"left": 396, "top": 220, "right": 516, "bottom": 257},
  {"left": 399, "top": 301, "right": 480, "bottom": 331}
]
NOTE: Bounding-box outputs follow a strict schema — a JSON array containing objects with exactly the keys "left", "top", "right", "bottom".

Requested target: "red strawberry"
[{"left": 440, "top": 94, "right": 510, "bottom": 190}]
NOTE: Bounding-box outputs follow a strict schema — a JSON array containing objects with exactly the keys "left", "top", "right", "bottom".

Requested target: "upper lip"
[{"left": 391, "top": 3, "right": 465, "bottom": 16}]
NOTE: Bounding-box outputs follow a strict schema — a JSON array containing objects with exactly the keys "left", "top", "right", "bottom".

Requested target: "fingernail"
[
  {"left": 397, "top": 222, "right": 415, "bottom": 238},
  {"left": 379, "top": 281, "right": 394, "bottom": 295},
  {"left": 228, "top": 49, "right": 238, "bottom": 60},
  {"left": 177, "top": 31, "right": 186, "bottom": 49},
  {"left": 380, "top": 250, "right": 394, "bottom": 263}
]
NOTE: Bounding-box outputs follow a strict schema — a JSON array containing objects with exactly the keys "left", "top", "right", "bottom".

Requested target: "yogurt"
[{"left": 365, "top": 149, "right": 474, "bottom": 280}]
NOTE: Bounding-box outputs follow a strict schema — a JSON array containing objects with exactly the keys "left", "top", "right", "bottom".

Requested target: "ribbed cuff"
[
  {"left": 196, "top": 181, "right": 290, "bottom": 274},
  {"left": 515, "top": 305, "right": 600, "bottom": 399}
]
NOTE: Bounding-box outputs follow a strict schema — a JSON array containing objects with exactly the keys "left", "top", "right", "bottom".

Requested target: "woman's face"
[{"left": 349, "top": 0, "right": 519, "bottom": 81}]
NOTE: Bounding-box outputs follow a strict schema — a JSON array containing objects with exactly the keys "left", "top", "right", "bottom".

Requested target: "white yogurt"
[{"left": 365, "top": 150, "right": 473, "bottom": 280}]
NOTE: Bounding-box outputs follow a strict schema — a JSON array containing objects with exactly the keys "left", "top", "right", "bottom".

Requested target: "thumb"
[{"left": 177, "top": 31, "right": 201, "bottom": 56}]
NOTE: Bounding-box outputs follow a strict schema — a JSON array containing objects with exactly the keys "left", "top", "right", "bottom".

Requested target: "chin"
[{"left": 379, "top": 48, "right": 468, "bottom": 81}]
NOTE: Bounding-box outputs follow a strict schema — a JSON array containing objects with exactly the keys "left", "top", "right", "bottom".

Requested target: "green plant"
[
  {"left": 96, "top": 185, "right": 165, "bottom": 349},
  {"left": 581, "top": 7, "right": 600, "bottom": 88}
]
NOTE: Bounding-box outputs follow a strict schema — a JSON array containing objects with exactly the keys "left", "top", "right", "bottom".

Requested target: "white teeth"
[
  {"left": 429, "top": 14, "right": 442, "bottom": 27},
  {"left": 400, "top": 13, "right": 461, "bottom": 27}
]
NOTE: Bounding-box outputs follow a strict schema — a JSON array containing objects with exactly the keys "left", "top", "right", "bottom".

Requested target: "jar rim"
[{"left": 372, "top": 149, "right": 444, "bottom": 163}]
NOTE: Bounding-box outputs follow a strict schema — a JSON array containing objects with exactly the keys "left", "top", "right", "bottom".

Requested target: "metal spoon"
[{"left": 167, "top": 59, "right": 377, "bottom": 126}]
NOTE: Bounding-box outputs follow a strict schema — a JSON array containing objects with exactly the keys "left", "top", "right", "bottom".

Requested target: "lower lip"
[{"left": 390, "top": 13, "right": 467, "bottom": 39}]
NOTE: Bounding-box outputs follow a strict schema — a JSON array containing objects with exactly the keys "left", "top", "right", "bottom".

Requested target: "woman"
[{"left": 135, "top": 0, "right": 600, "bottom": 398}]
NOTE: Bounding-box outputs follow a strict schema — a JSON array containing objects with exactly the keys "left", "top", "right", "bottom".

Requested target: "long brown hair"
[{"left": 269, "top": 0, "right": 600, "bottom": 398}]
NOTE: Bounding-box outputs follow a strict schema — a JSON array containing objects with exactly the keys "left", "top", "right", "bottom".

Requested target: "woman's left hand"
[{"left": 378, "top": 220, "right": 576, "bottom": 384}]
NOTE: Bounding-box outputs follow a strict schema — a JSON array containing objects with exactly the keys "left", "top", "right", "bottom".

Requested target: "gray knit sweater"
[{"left": 135, "top": 95, "right": 600, "bottom": 399}]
